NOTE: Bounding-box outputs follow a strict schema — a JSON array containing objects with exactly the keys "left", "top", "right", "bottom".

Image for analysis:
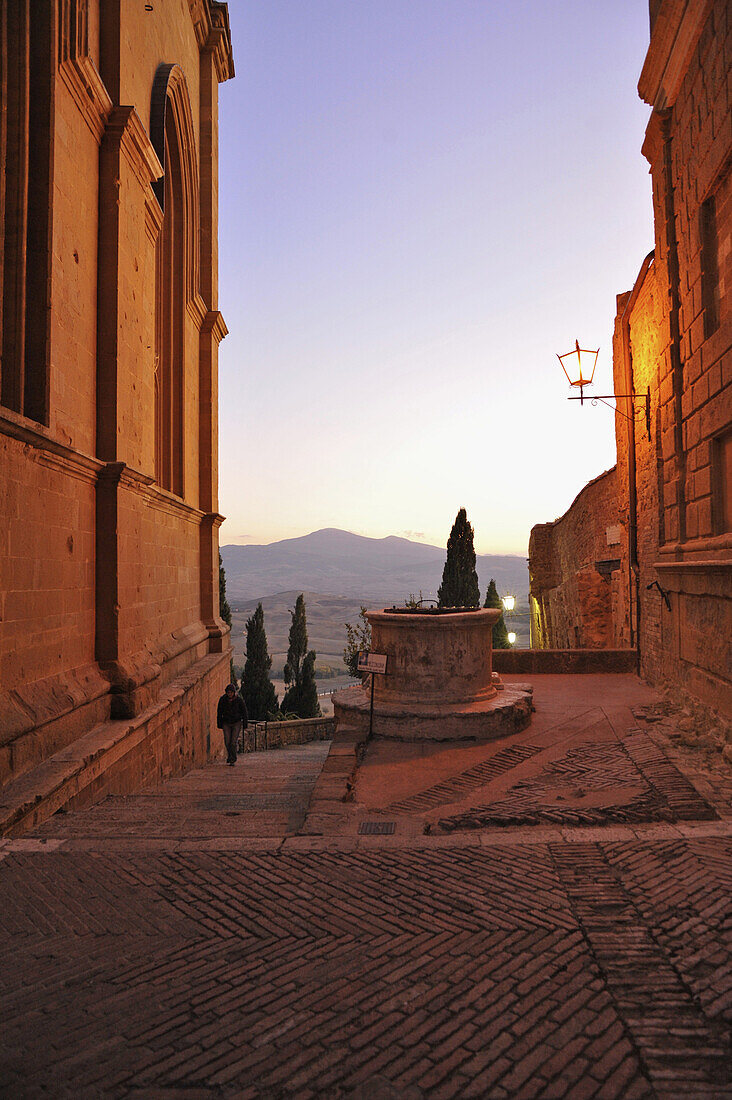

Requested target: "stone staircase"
[{"left": 0, "top": 652, "right": 227, "bottom": 837}]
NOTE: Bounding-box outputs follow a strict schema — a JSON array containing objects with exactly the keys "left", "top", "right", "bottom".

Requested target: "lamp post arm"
[{"left": 568, "top": 387, "right": 651, "bottom": 440}]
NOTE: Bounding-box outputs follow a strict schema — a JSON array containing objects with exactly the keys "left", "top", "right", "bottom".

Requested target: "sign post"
[{"left": 357, "top": 651, "right": 388, "bottom": 739}]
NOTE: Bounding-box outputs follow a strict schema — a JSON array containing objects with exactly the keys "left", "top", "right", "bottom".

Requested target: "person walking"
[{"left": 216, "top": 683, "right": 248, "bottom": 766}]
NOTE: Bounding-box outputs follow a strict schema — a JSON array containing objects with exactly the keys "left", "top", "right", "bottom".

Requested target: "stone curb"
[
  {"left": 3, "top": 818, "right": 730, "bottom": 857},
  {"left": 298, "top": 725, "right": 365, "bottom": 835},
  {"left": 332, "top": 683, "right": 534, "bottom": 741}
]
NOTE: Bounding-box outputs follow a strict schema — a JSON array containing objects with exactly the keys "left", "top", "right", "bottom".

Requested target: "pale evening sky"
[{"left": 217, "top": 1, "right": 655, "bottom": 556}]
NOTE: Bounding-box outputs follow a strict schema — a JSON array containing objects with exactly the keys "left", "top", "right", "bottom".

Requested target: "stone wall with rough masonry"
[
  {"left": 529, "top": 468, "right": 628, "bottom": 650},
  {"left": 630, "top": 0, "right": 731, "bottom": 716},
  {"left": 529, "top": 0, "right": 731, "bottom": 721},
  {"left": 492, "top": 649, "right": 637, "bottom": 675},
  {"left": 240, "top": 716, "right": 336, "bottom": 754}
]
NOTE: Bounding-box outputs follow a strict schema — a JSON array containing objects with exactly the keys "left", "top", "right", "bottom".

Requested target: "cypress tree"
[
  {"left": 437, "top": 508, "right": 481, "bottom": 608},
  {"left": 283, "top": 593, "right": 308, "bottom": 686},
  {"left": 484, "top": 578, "right": 511, "bottom": 648},
  {"left": 299, "top": 651, "right": 321, "bottom": 717},
  {"left": 281, "top": 595, "right": 321, "bottom": 717},
  {"left": 219, "top": 551, "right": 236, "bottom": 684},
  {"left": 241, "top": 603, "right": 279, "bottom": 720},
  {"left": 282, "top": 650, "right": 321, "bottom": 718},
  {"left": 219, "top": 552, "right": 232, "bottom": 628}
]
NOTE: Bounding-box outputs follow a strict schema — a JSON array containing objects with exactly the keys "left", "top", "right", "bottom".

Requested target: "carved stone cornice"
[
  {"left": 144, "top": 191, "right": 164, "bottom": 245},
  {"left": 143, "top": 482, "right": 207, "bottom": 526},
  {"left": 0, "top": 409, "right": 103, "bottom": 484},
  {"left": 657, "top": 532, "right": 732, "bottom": 559},
  {"left": 638, "top": 0, "right": 713, "bottom": 110},
  {"left": 118, "top": 465, "right": 156, "bottom": 492},
  {"left": 187, "top": 293, "right": 209, "bottom": 329},
  {"left": 188, "top": 0, "right": 235, "bottom": 81},
  {"left": 97, "top": 460, "right": 209, "bottom": 526},
  {"left": 103, "top": 106, "right": 163, "bottom": 188},
  {"left": 59, "top": 57, "right": 112, "bottom": 142},
  {"left": 201, "top": 511, "right": 225, "bottom": 530},
  {"left": 641, "top": 108, "right": 670, "bottom": 168},
  {"left": 201, "top": 309, "right": 228, "bottom": 343}
]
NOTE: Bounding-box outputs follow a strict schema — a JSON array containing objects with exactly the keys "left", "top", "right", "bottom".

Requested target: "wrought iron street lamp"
[
  {"left": 557, "top": 340, "right": 598, "bottom": 390},
  {"left": 558, "top": 339, "right": 651, "bottom": 439}
]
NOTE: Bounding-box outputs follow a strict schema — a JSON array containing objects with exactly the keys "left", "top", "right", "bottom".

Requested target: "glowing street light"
[
  {"left": 556, "top": 333, "right": 653, "bottom": 660},
  {"left": 501, "top": 593, "right": 517, "bottom": 646},
  {"left": 558, "top": 339, "right": 651, "bottom": 436}
]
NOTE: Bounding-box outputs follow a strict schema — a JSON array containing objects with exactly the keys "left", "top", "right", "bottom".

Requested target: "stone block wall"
[
  {"left": 0, "top": 2, "right": 235, "bottom": 806},
  {"left": 0, "top": 427, "right": 106, "bottom": 787},
  {"left": 631, "top": 0, "right": 731, "bottom": 715},
  {"left": 492, "top": 649, "right": 637, "bottom": 675},
  {"left": 241, "top": 716, "right": 336, "bottom": 753},
  {"left": 529, "top": 467, "right": 629, "bottom": 650},
  {"left": 529, "top": 0, "right": 731, "bottom": 721},
  {"left": 117, "top": 484, "right": 203, "bottom": 663}
]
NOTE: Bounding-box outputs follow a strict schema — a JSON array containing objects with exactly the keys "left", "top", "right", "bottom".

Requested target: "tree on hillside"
[
  {"left": 282, "top": 594, "right": 321, "bottom": 718},
  {"left": 344, "top": 606, "right": 371, "bottom": 678},
  {"left": 219, "top": 552, "right": 236, "bottom": 684},
  {"left": 284, "top": 649, "right": 320, "bottom": 718},
  {"left": 484, "top": 578, "right": 511, "bottom": 648},
  {"left": 241, "top": 603, "right": 279, "bottom": 720},
  {"left": 437, "top": 508, "right": 480, "bottom": 608},
  {"left": 219, "top": 552, "right": 232, "bottom": 628},
  {"left": 283, "top": 594, "right": 308, "bottom": 685}
]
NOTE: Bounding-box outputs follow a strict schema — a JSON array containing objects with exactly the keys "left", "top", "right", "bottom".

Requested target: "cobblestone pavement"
[{"left": 1, "top": 677, "right": 730, "bottom": 1099}]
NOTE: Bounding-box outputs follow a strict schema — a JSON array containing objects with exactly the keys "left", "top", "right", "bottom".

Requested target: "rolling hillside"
[
  {"left": 223, "top": 531, "right": 531, "bottom": 693},
  {"left": 228, "top": 591, "right": 363, "bottom": 672},
  {"left": 221, "top": 528, "right": 528, "bottom": 604}
]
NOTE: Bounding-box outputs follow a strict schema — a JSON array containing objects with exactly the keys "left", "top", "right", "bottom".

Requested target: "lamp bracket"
[{"left": 568, "top": 387, "right": 651, "bottom": 440}]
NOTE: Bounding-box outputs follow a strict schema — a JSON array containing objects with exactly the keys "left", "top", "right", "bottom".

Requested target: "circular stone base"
[{"left": 332, "top": 683, "right": 533, "bottom": 742}]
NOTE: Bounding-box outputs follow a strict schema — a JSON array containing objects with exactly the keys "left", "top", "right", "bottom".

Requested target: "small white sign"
[
  {"left": 606, "top": 525, "right": 621, "bottom": 546},
  {"left": 357, "top": 651, "right": 388, "bottom": 674}
]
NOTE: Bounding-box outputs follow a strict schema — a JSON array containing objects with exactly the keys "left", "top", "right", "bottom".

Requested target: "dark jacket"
[{"left": 217, "top": 693, "right": 248, "bottom": 729}]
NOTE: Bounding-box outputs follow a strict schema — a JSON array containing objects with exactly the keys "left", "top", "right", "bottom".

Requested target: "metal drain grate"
[{"left": 358, "top": 821, "right": 396, "bottom": 836}]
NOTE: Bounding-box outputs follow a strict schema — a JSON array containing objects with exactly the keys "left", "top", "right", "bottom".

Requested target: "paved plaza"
[{"left": 1, "top": 675, "right": 730, "bottom": 1098}]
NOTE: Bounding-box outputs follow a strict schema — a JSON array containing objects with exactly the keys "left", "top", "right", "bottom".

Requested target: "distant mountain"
[{"left": 221, "top": 528, "right": 528, "bottom": 604}]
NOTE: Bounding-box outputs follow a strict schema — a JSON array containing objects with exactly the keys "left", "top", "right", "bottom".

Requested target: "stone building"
[
  {"left": 529, "top": 468, "right": 628, "bottom": 651},
  {"left": 530, "top": 0, "right": 731, "bottom": 718},
  {"left": 0, "top": 1, "right": 234, "bottom": 833}
]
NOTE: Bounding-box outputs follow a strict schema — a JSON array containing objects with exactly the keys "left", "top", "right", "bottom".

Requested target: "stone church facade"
[
  {"left": 0, "top": 1, "right": 234, "bottom": 832},
  {"left": 530, "top": 0, "right": 731, "bottom": 719}
]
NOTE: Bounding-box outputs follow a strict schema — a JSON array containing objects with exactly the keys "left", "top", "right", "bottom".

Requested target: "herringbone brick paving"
[
  {"left": 1, "top": 676, "right": 730, "bottom": 1098},
  {"left": 1, "top": 839, "right": 729, "bottom": 1097}
]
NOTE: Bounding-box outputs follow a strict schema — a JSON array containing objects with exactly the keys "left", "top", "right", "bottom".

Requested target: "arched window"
[
  {"left": 150, "top": 64, "right": 199, "bottom": 496},
  {"left": 1, "top": 1, "right": 54, "bottom": 424}
]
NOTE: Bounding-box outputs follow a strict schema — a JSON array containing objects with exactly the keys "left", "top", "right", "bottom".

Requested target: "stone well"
[{"left": 332, "top": 608, "right": 532, "bottom": 741}]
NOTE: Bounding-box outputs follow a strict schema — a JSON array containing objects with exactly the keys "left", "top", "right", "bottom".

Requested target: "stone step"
[
  {"left": 0, "top": 654, "right": 224, "bottom": 838},
  {"left": 298, "top": 724, "right": 364, "bottom": 834},
  {"left": 0, "top": 714, "right": 140, "bottom": 837}
]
